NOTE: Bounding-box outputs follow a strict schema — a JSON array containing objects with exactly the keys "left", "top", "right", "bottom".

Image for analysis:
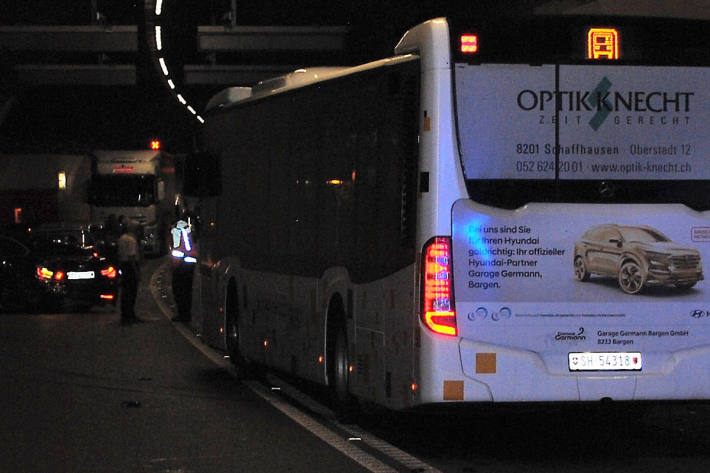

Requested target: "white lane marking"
[
  {"left": 149, "top": 261, "right": 229, "bottom": 370},
  {"left": 244, "top": 380, "right": 398, "bottom": 473},
  {"left": 150, "top": 260, "right": 441, "bottom": 472},
  {"left": 342, "top": 424, "right": 442, "bottom": 473},
  {"left": 266, "top": 373, "right": 443, "bottom": 473}
]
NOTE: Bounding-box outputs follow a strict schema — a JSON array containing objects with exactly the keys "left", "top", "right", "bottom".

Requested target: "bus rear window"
[{"left": 454, "top": 40, "right": 710, "bottom": 209}]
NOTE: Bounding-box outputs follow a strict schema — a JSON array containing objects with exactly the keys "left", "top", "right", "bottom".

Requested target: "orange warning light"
[{"left": 588, "top": 28, "right": 620, "bottom": 60}]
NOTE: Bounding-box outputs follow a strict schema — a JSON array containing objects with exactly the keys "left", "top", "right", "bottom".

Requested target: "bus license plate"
[
  {"left": 568, "top": 352, "right": 642, "bottom": 371},
  {"left": 67, "top": 271, "right": 95, "bottom": 280}
]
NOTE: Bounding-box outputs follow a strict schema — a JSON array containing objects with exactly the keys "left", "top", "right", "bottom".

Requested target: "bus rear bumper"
[{"left": 416, "top": 334, "right": 710, "bottom": 404}]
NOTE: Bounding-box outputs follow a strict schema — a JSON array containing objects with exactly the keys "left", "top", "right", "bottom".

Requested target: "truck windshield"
[{"left": 89, "top": 175, "right": 157, "bottom": 207}]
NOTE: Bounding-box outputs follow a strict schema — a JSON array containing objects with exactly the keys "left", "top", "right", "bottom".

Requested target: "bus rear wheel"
[
  {"left": 332, "top": 324, "right": 357, "bottom": 422},
  {"left": 225, "top": 283, "right": 252, "bottom": 379}
]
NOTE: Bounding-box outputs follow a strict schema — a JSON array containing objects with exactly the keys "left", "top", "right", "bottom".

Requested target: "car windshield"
[{"left": 618, "top": 227, "right": 670, "bottom": 243}]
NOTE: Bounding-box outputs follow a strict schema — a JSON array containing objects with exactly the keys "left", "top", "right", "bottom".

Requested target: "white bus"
[{"left": 188, "top": 15, "right": 710, "bottom": 412}]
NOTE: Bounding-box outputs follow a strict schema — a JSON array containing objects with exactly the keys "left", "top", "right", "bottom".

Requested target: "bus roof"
[{"left": 204, "top": 55, "right": 419, "bottom": 113}]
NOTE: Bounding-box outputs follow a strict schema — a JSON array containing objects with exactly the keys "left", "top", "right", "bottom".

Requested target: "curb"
[{"left": 149, "top": 258, "right": 176, "bottom": 321}]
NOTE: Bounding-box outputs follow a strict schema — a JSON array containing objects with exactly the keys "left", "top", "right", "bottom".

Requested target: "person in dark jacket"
[{"left": 117, "top": 219, "right": 141, "bottom": 324}]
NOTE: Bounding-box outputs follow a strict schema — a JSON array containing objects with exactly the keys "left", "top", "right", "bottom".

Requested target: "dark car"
[
  {"left": 0, "top": 231, "right": 119, "bottom": 312},
  {"left": 574, "top": 224, "right": 704, "bottom": 294}
]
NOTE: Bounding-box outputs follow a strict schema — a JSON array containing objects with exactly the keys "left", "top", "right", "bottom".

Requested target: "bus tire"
[
  {"left": 332, "top": 321, "right": 358, "bottom": 422},
  {"left": 225, "top": 281, "right": 252, "bottom": 380}
]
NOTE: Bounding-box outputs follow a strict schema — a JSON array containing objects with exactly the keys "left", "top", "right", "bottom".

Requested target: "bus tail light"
[
  {"left": 460, "top": 34, "right": 478, "bottom": 54},
  {"left": 101, "top": 266, "right": 117, "bottom": 279},
  {"left": 421, "top": 237, "right": 457, "bottom": 336}
]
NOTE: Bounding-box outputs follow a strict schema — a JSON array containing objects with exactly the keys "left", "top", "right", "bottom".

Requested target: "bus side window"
[{"left": 184, "top": 151, "right": 221, "bottom": 197}]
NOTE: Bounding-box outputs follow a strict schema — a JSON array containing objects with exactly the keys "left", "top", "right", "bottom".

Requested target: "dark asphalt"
[
  {"left": 4, "top": 257, "right": 710, "bottom": 473},
  {"left": 0, "top": 257, "right": 369, "bottom": 473}
]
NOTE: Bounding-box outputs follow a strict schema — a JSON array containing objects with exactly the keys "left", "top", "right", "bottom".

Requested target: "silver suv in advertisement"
[{"left": 573, "top": 224, "right": 704, "bottom": 294}]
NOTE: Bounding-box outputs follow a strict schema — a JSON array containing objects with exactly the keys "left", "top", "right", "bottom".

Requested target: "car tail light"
[
  {"left": 100, "top": 294, "right": 115, "bottom": 300},
  {"left": 421, "top": 236, "right": 457, "bottom": 336},
  {"left": 101, "top": 266, "right": 117, "bottom": 279},
  {"left": 37, "top": 266, "right": 65, "bottom": 280}
]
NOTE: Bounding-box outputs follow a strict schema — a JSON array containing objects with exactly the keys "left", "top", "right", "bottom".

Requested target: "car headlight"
[{"left": 644, "top": 251, "right": 671, "bottom": 266}]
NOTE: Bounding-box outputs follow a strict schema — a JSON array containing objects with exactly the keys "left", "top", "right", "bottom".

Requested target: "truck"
[{"left": 87, "top": 150, "right": 178, "bottom": 256}]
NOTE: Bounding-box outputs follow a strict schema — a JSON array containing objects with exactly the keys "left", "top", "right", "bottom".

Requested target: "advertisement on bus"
[
  {"left": 456, "top": 65, "right": 710, "bottom": 181},
  {"left": 452, "top": 201, "right": 710, "bottom": 360}
]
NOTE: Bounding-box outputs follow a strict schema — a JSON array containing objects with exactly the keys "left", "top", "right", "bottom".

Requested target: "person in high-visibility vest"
[{"left": 170, "top": 218, "right": 197, "bottom": 323}]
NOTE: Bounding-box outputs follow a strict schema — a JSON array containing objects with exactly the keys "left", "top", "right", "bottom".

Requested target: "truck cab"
[{"left": 88, "top": 150, "right": 175, "bottom": 256}]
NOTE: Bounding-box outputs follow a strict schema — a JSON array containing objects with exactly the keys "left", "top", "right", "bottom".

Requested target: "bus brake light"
[
  {"left": 421, "top": 237, "right": 457, "bottom": 336},
  {"left": 460, "top": 35, "right": 478, "bottom": 54}
]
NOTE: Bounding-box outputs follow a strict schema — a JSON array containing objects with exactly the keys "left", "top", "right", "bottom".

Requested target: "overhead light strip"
[
  {"left": 154, "top": 26, "right": 162, "bottom": 50},
  {"left": 151, "top": 1, "right": 204, "bottom": 124}
]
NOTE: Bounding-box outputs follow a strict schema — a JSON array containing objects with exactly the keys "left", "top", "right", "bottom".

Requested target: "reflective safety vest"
[{"left": 170, "top": 220, "right": 197, "bottom": 263}]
